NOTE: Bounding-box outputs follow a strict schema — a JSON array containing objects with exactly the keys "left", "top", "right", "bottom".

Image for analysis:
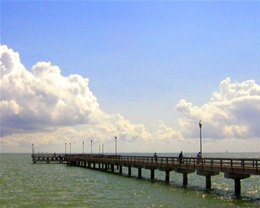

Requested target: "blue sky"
[{"left": 1, "top": 1, "right": 260, "bottom": 153}]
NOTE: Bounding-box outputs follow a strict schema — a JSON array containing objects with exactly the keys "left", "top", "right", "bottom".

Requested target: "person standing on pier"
[
  {"left": 197, "top": 152, "right": 201, "bottom": 164},
  {"left": 179, "top": 151, "right": 183, "bottom": 163},
  {"left": 154, "top": 152, "right": 158, "bottom": 163}
]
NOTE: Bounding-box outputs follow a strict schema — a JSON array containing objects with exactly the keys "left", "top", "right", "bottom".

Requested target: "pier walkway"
[{"left": 32, "top": 153, "right": 259, "bottom": 195}]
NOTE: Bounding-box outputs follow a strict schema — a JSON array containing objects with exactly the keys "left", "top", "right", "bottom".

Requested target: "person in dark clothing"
[
  {"left": 179, "top": 151, "right": 183, "bottom": 163},
  {"left": 197, "top": 152, "right": 201, "bottom": 164},
  {"left": 154, "top": 152, "right": 158, "bottom": 162}
]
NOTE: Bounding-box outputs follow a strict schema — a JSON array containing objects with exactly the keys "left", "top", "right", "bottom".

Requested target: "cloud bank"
[
  {"left": 0, "top": 45, "right": 156, "bottom": 151},
  {"left": 1, "top": 45, "right": 101, "bottom": 135},
  {"left": 175, "top": 78, "right": 260, "bottom": 140},
  {"left": 1, "top": 45, "right": 259, "bottom": 153}
]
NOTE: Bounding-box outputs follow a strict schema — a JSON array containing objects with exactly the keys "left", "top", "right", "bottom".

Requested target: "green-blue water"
[{"left": 0, "top": 153, "right": 259, "bottom": 207}]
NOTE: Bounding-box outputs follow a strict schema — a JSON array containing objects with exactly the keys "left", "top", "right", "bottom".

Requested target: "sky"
[{"left": 1, "top": 1, "right": 260, "bottom": 154}]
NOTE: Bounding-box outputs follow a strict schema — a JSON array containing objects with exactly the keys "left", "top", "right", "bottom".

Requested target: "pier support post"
[
  {"left": 128, "top": 166, "right": 131, "bottom": 176},
  {"left": 175, "top": 168, "right": 195, "bottom": 186},
  {"left": 119, "top": 166, "right": 122, "bottom": 174},
  {"left": 111, "top": 165, "right": 114, "bottom": 172},
  {"left": 183, "top": 173, "right": 188, "bottom": 186},
  {"left": 206, "top": 176, "right": 211, "bottom": 189},
  {"left": 235, "top": 179, "right": 241, "bottom": 195},
  {"left": 197, "top": 169, "right": 219, "bottom": 189},
  {"left": 165, "top": 170, "right": 170, "bottom": 182},
  {"left": 138, "top": 168, "right": 142, "bottom": 178},
  {"left": 151, "top": 169, "right": 155, "bottom": 180},
  {"left": 224, "top": 172, "right": 250, "bottom": 195}
]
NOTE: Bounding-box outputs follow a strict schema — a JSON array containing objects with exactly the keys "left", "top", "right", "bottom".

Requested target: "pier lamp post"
[
  {"left": 70, "top": 143, "right": 71, "bottom": 155},
  {"left": 91, "top": 140, "right": 92, "bottom": 154},
  {"left": 83, "top": 142, "right": 84, "bottom": 154},
  {"left": 102, "top": 144, "right": 104, "bottom": 154},
  {"left": 65, "top": 143, "right": 67, "bottom": 155},
  {"left": 99, "top": 144, "right": 100, "bottom": 154},
  {"left": 115, "top": 136, "right": 117, "bottom": 156},
  {"left": 199, "top": 120, "right": 203, "bottom": 157}
]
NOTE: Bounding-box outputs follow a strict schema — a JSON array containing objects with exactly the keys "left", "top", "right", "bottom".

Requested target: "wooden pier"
[
  {"left": 32, "top": 153, "right": 259, "bottom": 195},
  {"left": 32, "top": 153, "right": 66, "bottom": 163}
]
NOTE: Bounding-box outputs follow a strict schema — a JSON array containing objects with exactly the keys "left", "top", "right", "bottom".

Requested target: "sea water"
[{"left": 0, "top": 153, "right": 259, "bottom": 208}]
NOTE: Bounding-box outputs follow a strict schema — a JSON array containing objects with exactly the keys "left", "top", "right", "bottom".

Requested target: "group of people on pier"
[
  {"left": 179, "top": 151, "right": 202, "bottom": 164},
  {"left": 153, "top": 151, "right": 202, "bottom": 164}
]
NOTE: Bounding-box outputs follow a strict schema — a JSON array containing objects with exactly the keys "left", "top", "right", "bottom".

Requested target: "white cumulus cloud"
[
  {"left": 0, "top": 45, "right": 158, "bottom": 152},
  {"left": 175, "top": 77, "right": 260, "bottom": 140},
  {"left": 0, "top": 45, "right": 103, "bottom": 137}
]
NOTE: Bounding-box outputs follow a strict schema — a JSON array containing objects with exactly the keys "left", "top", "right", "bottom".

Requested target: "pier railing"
[
  {"left": 32, "top": 153, "right": 66, "bottom": 163},
  {"left": 65, "top": 154, "right": 259, "bottom": 175}
]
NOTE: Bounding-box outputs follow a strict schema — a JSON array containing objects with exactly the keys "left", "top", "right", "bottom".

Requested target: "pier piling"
[
  {"left": 151, "top": 169, "right": 155, "bottom": 179},
  {"left": 165, "top": 170, "right": 170, "bottom": 182},
  {"left": 197, "top": 169, "right": 219, "bottom": 189},
  {"left": 128, "top": 166, "right": 131, "bottom": 176},
  {"left": 138, "top": 168, "right": 142, "bottom": 178},
  {"left": 224, "top": 172, "right": 250, "bottom": 195}
]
